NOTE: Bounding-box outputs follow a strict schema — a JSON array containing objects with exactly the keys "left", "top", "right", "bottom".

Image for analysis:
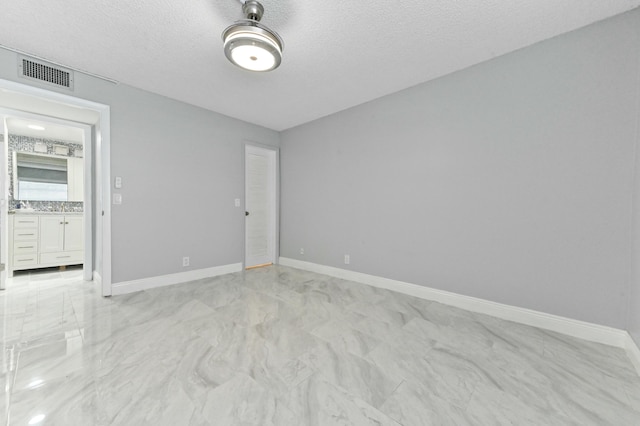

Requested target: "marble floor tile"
[
  {"left": 8, "top": 370, "right": 104, "bottom": 426},
  {"left": 345, "top": 301, "right": 414, "bottom": 328},
  {"left": 379, "top": 380, "right": 473, "bottom": 426},
  {"left": 402, "top": 315, "right": 500, "bottom": 358},
  {"left": 0, "top": 315, "right": 23, "bottom": 345},
  {"left": 189, "top": 276, "right": 249, "bottom": 310},
  {"left": 283, "top": 373, "right": 401, "bottom": 425},
  {"left": 464, "top": 381, "right": 574, "bottom": 426},
  {"left": 200, "top": 373, "right": 297, "bottom": 425},
  {"left": 13, "top": 334, "right": 88, "bottom": 391},
  {"left": 368, "top": 343, "right": 481, "bottom": 409},
  {"left": 351, "top": 314, "right": 406, "bottom": 344},
  {"left": 372, "top": 291, "right": 433, "bottom": 320},
  {"left": 95, "top": 359, "right": 209, "bottom": 426},
  {"left": 534, "top": 361, "right": 640, "bottom": 424},
  {"left": 479, "top": 318, "right": 546, "bottom": 356},
  {"left": 1, "top": 265, "right": 638, "bottom": 425},
  {"left": 310, "top": 319, "right": 381, "bottom": 357},
  {"left": 300, "top": 338, "right": 402, "bottom": 408},
  {"left": 625, "top": 379, "right": 640, "bottom": 408},
  {"left": 542, "top": 329, "right": 638, "bottom": 380}
]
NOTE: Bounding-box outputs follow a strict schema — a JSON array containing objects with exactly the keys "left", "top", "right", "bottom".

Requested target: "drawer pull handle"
[
  {"left": 17, "top": 259, "right": 34, "bottom": 262},
  {"left": 56, "top": 256, "right": 72, "bottom": 259},
  {"left": 17, "top": 233, "right": 34, "bottom": 236},
  {"left": 18, "top": 246, "right": 34, "bottom": 249}
]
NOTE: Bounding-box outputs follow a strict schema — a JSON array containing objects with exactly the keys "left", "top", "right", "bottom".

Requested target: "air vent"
[{"left": 18, "top": 55, "right": 74, "bottom": 90}]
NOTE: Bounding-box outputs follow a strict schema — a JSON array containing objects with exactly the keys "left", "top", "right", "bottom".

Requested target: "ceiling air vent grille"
[{"left": 18, "top": 55, "right": 74, "bottom": 90}]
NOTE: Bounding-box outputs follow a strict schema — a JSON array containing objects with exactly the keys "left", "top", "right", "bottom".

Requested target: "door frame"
[
  {"left": 244, "top": 143, "right": 279, "bottom": 268},
  {"left": 0, "top": 78, "right": 112, "bottom": 296},
  {"left": 0, "top": 109, "right": 93, "bottom": 280},
  {"left": 0, "top": 121, "right": 6, "bottom": 290}
]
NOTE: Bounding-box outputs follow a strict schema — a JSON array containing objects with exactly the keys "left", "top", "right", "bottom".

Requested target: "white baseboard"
[
  {"left": 111, "top": 263, "right": 243, "bottom": 296},
  {"left": 278, "top": 258, "right": 630, "bottom": 350}
]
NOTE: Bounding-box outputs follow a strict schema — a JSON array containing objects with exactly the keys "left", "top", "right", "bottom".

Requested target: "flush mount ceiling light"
[{"left": 222, "top": 0, "right": 284, "bottom": 72}]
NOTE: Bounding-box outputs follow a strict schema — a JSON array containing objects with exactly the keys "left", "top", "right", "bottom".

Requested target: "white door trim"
[
  {"left": 244, "top": 143, "right": 278, "bottom": 268},
  {"left": 0, "top": 78, "right": 112, "bottom": 296},
  {"left": 0, "top": 119, "right": 6, "bottom": 290}
]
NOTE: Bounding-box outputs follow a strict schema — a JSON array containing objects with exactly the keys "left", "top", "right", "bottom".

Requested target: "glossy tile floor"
[{"left": 1, "top": 265, "right": 639, "bottom": 425}]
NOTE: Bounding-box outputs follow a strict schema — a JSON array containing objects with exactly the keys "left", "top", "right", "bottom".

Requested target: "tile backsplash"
[{"left": 8, "top": 134, "right": 84, "bottom": 212}]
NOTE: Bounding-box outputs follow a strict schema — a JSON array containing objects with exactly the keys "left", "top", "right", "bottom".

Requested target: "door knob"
[{"left": 245, "top": 211, "right": 250, "bottom": 216}]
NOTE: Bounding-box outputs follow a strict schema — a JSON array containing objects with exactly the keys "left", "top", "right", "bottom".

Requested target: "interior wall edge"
[{"left": 627, "top": 9, "right": 640, "bottom": 354}]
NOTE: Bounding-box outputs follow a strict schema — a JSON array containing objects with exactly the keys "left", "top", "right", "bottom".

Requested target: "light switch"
[
  {"left": 115, "top": 176, "right": 122, "bottom": 188},
  {"left": 113, "top": 193, "right": 122, "bottom": 205},
  {"left": 234, "top": 198, "right": 241, "bottom": 207}
]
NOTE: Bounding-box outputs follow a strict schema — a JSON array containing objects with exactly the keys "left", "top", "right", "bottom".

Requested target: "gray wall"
[
  {"left": 631, "top": 67, "right": 640, "bottom": 345},
  {"left": 632, "top": 169, "right": 640, "bottom": 345},
  {"left": 0, "top": 47, "right": 279, "bottom": 283},
  {"left": 281, "top": 9, "right": 640, "bottom": 329}
]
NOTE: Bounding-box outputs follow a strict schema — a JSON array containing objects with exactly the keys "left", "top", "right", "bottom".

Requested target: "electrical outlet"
[
  {"left": 344, "top": 254, "right": 350, "bottom": 265},
  {"left": 182, "top": 256, "right": 190, "bottom": 267},
  {"left": 300, "top": 248, "right": 304, "bottom": 255}
]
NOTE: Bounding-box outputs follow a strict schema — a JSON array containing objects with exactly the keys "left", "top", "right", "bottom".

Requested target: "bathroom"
[{"left": 3, "top": 117, "right": 86, "bottom": 279}]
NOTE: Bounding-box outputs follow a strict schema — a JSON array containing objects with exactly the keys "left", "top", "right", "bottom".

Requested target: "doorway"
[
  {"left": 0, "top": 78, "right": 112, "bottom": 295},
  {"left": 2, "top": 113, "right": 91, "bottom": 283},
  {"left": 244, "top": 144, "right": 278, "bottom": 269}
]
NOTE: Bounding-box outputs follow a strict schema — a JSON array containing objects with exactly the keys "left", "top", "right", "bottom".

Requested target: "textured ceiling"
[{"left": 1, "top": 0, "right": 639, "bottom": 131}]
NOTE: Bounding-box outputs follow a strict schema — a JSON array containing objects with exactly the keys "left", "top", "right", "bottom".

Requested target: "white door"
[{"left": 245, "top": 145, "right": 277, "bottom": 268}]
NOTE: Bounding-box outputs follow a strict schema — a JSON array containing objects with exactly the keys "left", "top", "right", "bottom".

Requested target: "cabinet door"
[
  {"left": 67, "top": 157, "right": 84, "bottom": 202},
  {"left": 39, "top": 216, "right": 65, "bottom": 253},
  {"left": 64, "top": 216, "right": 84, "bottom": 251}
]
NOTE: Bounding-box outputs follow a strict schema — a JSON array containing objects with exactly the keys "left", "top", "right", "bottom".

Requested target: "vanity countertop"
[{"left": 8, "top": 210, "right": 83, "bottom": 216}]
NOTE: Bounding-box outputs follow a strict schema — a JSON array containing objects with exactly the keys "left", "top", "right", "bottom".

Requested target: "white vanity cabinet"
[
  {"left": 11, "top": 215, "right": 39, "bottom": 272},
  {"left": 39, "top": 215, "right": 84, "bottom": 265},
  {"left": 8, "top": 213, "right": 84, "bottom": 276}
]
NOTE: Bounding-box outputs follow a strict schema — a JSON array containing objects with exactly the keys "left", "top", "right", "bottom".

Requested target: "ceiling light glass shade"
[
  {"left": 222, "top": 1, "right": 283, "bottom": 72},
  {"left": 222, "top": 22, "right": 283, "bottom": 72}
]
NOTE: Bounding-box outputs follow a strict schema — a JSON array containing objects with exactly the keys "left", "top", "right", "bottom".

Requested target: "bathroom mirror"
[{"left": 13, "top": 151, "right": 69, "bottom": 201}]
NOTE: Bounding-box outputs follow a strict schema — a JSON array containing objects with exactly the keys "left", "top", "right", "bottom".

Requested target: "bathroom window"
[{"left": 17, "top": 181, "right": 67, "bottom": 201}]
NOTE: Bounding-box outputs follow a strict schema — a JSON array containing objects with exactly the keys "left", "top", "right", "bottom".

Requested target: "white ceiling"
[
  {"left": 1, "top": 0, "right": 639, "bottom": 131},
  {"left": 6, "top": 117, "right": 85, "bottom": 144}
]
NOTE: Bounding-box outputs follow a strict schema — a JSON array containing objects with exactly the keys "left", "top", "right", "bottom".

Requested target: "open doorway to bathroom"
[
  {"left": 0, "top": 78, "right": 112, "bottom": 296},
  {"left": 3, "top": 115, "right": 91, "bottom": 284}
]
